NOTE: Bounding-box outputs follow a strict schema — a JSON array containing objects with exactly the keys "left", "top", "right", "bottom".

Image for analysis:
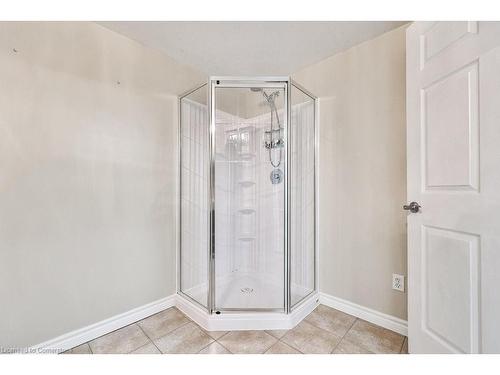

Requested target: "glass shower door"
[
  {"left": 289, "top": 84, "right": 316, "bottom": 308},
  {"left": 179, "top": 84, "right": 209, "bottom": 308},
  {"left": 212, "top": 84, "right": 286, "bottom": 311}
]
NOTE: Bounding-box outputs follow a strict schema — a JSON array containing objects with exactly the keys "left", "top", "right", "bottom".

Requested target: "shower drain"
[{"left": 240, "top": 287, "right": 254, "bottom": 294}]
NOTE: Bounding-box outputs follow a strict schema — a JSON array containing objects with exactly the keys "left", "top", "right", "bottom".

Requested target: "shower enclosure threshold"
[{"left": 175, "top": 292, "right": 319, "bottom": 331}]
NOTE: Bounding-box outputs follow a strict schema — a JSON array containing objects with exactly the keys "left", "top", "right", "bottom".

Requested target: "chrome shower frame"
[{"left": 177, "top": 76, "right": 318, "bottom": 316}]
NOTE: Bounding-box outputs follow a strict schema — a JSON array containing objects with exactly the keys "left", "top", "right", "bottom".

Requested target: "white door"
[{"left": 407, "top": 21, "right": 500, "bottom": 353}]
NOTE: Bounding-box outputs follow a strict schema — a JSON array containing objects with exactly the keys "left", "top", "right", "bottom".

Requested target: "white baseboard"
[
  {"left": 175, "top": 293, "right": 211, "bottom": 330},
  {"left": 319, "top": 293, "right": 408, "bottom": 336},
  {"left": 32, "top": 295, "right": 176, "bottom": 353},
  {"left": 32, "top": 292, "right": 406, "bottom": 353}
]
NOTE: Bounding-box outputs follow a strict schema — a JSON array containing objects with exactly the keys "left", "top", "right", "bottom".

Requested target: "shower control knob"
[
  {"left": 275, "top": 138, "right": 284, "bottom": 147},
  {"left": 403, "top": 201, "right": 421, "bottom": 213},
  {"left": 270, "top": 168, "right": 283, "bottom": 184}
]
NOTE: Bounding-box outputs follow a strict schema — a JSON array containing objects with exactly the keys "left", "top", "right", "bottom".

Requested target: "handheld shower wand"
[{"left": 251, "top": 88, "right": 283, "bottom": 168}]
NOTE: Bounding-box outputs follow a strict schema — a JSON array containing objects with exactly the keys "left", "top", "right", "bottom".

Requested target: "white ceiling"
[{"left": 99, "top": 21, "right": 406, "bottom": 76}]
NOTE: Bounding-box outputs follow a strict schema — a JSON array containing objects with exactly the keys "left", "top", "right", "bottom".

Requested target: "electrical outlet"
[{"left": 392, "top": 274, "right": 405, "bottom": 292}]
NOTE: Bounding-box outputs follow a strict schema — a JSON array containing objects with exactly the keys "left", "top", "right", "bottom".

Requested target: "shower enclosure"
[{"left": 178, "top": 77, "right": 316, "bottom": 324}]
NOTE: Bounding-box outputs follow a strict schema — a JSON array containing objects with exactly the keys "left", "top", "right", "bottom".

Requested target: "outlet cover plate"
[{"left": 392, "top": 274, "right": 405, "bottom": 292}]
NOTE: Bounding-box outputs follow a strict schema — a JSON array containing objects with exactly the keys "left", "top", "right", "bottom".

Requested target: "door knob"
[{"left": 403, "top": 201, "right": 421, "bottom": 213}]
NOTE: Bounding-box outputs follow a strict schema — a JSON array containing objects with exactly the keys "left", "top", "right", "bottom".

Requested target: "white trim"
[
  {"left": 319, "top": 292, "right": 408, "bottom": 336},
  {"left": 175, "top": 293, "right": 211, "bottom": 329},
  {"left": 209, "top": 75, "right": 290, "bottom": 83},
  {"left": 32, "top": 295, "right": 176, "bottom": 353},
  {"left": 176, "top": 293, "right": 319, "bottom": 331},
  {"left": 289, "top": 293, "right": 320, "bottom": 327}
]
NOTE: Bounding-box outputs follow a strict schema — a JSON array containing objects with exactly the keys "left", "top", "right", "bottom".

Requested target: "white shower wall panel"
[{"left": 180, "top": 98, "right": 209, "bottom": 306}]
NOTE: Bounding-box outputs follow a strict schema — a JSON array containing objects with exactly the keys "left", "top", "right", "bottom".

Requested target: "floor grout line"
[
  {"left": 196, "top": 338, "right": 217, "bottom": 354},
  {"left": 277, "top": 339, "right": 304, "bottom": 354},
  {"left": 172, "top": 310, "right": 224, "bottom": 353},
  {"left": 136, "top": 323, "right": 163, "bottom": 354},
  {"left": 213, "top": 331, "right": 231, "bottom": 341},
  {"left": 138, "top": 311, "right": 220, "bottom": 354},
  {"left": 262, "top": 337, "right": 280, "bottom": 354},
  {"left": 128, "top": 339, "right": 155, "bottom": 354},
  {"left": 155, "top": 320, "right": 193, "bottom": 341},
  {"left": 330, "top": 317, "right": 359, "bottom": 353},
  {"left": 83, "top": 320, "right": 145, "bottom": 352},
  {"left": 214, "top": 339, "right": 234, "bottom": 354},
  {"left": 214, "top": 332, "right": 278, "bottom": 354},
  {"left": 262, "top": 340, "right": 279, "bottom": 354},
  {"left": 399, "top": 336, "right": 407, "bottom": 354}
]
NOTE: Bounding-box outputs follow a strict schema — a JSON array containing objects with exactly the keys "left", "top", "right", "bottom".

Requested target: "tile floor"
[{"left": 63, "top": 305, "right": 408, "bottom": 354}]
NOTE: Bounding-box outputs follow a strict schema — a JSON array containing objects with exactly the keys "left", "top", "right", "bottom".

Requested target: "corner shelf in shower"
[
  {"left": 215, "top": 155, "right": 255, "bottom": 164},
  {"left": 216, "top": 160, "right": 254, "bottom": 164},
  {"left": 238, "top": 152, "right": 256, "bottom": 161},
  {"left": 238, "top": 180, "right": 256, "bottom": 188},
  {"left": 238, "top": 236, "right": 256, "bottom": 242},
  {"left": 238, "top": 208, "right": 256, "bottom": 215}
]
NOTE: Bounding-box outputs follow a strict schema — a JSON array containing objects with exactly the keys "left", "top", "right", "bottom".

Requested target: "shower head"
[{"left": 251, "top": 87, "right": 280, "bottom": 104}]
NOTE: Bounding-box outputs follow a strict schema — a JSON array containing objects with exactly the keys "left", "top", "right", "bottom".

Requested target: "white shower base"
[
  {"left": 176, "top": 291, "right": 319, "bottom": 331},
  {"left": 216, "top": 272, "right": 286, "bottom": 310},
  {"left": 183, "top": 272, "right": 305, "bottom": 311}
]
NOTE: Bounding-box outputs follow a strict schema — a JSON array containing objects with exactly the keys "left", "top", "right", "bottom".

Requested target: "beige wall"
[
  {"left": 0, "top": 22, "right": 205, "bottom": 347},
  {"left": 292, "top": 25, "right": 408, "bottom": 319}
]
